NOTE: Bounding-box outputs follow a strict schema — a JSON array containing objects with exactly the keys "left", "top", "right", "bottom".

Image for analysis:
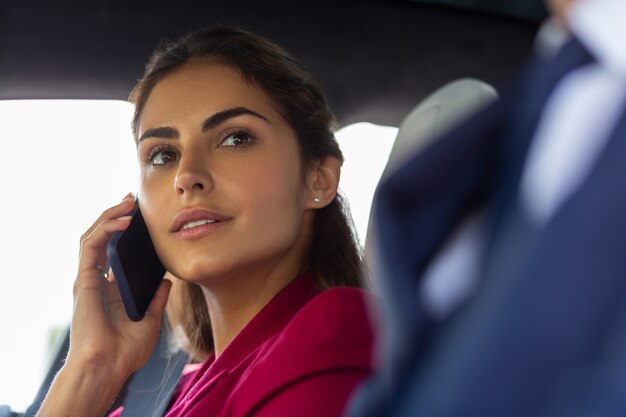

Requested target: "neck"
[
  {"left": 198, "top": 210, "right": 314, "bottom": 357},
  {"left": 201, "top": 256, "right": 309, "bottom": 357}
]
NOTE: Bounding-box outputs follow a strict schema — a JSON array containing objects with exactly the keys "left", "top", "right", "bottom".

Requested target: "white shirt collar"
[{"left": 569, "top": 0, "right": 626, "bottom": 77}]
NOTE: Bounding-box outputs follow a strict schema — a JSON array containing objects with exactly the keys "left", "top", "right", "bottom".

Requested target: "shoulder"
[
  {"left": 288, "top": 286, "right": 374, "bottom": 335},
  {"left": 229, "top": 286, "right": 376, "bottom": 416},
  {"left": 283, "top": 286, "right": 374, "bottom": 361},
  {"left": 269, "top": 285, "right": 374, "bottom": 372}
]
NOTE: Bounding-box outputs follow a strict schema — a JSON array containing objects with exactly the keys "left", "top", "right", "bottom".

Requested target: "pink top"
[{"left": 110, "top": 274, "right": 374, "bottom": 416}]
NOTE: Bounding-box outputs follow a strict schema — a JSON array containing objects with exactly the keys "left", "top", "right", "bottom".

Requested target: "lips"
[{"left": 170, "top": 208, "right": 231, "bottom": 234}]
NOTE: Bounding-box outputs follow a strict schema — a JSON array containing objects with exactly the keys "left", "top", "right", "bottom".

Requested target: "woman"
[{"left": 37, "top": 26, "right": 374, "bottom": 417}]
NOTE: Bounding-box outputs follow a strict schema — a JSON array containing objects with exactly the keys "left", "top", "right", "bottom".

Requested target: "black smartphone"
[{"left": 106, "top": 200, "right": 166, "bottom": 321}]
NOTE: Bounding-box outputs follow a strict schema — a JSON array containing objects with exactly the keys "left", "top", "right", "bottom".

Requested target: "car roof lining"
[{"left": 0, "top": 0, "right": 541, "bottom": 126}]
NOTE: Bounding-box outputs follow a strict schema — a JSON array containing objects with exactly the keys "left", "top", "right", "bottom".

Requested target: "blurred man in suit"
[{"left": 349, "top": 0, "right": 626, "bottom": 415}]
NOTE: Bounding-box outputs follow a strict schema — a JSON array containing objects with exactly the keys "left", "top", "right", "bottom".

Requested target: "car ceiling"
[{"left": 0, "top": 0, "right": 544, "bottom": 127}]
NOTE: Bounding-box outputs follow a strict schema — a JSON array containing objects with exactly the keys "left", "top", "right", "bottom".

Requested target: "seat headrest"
[{"left": 382, "top": 78, "right": 498, "bottom": 178}]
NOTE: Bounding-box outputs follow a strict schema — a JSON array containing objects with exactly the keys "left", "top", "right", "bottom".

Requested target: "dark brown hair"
[{"left": 129, "top": 26, "right": 362, "bottom": 360}]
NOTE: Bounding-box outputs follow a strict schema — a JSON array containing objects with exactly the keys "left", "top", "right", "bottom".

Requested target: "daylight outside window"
[
  {"left": 0, "top": 100, "right": 397, "bottom": 412},
  {"left": 0, "top": 100, "right": 138, "bottom": 411}
]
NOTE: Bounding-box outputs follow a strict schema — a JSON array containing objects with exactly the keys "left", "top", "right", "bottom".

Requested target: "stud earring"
[{"left": 314, "top": 197, "right": 321, "bottom": 203}]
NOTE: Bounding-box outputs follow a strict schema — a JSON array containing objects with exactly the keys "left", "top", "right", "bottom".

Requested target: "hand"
[
  {"left": 37, "top": 194, "right": 172, "bottom": 417},
  {"left": 68, "top": 193, "right": 172, "bottom": 385}
]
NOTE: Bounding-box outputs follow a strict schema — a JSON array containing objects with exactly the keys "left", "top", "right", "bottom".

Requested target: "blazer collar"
[{"left": 190, "top": 272, "right": 318, "bottom": 384}]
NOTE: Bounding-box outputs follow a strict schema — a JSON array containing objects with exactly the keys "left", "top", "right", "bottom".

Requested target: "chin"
[{"left": 168, "top": 258, "right": 233, "bottom": 285}]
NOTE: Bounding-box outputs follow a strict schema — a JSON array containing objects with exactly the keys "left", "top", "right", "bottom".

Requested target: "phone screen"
[{"left": 106, "top": 201, "right": 165, "bottom": 321}]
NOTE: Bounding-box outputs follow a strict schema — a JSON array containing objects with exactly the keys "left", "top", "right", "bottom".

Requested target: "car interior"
[{"left": 0, "top": 1, "right": 547, "bottom": 415}]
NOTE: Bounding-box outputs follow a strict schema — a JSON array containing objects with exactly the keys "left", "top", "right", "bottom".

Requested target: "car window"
[
  {"left": 336, "top": 123, "right": 398, "bottom": 246},
  {"left": 0, "top": 100, "right": 137, "bottom": 411}
]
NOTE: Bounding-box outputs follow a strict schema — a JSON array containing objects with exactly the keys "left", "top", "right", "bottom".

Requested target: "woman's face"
[{"left": 136, "top": 62, "right": 316, "bottom": 285}]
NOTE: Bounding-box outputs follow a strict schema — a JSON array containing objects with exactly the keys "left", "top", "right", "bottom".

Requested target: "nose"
[{"left": 174, "top": 152, "right": 213, "bottom": 195}]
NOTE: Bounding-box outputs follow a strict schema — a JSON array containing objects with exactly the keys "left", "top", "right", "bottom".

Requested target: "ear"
[{"left": 304, "top": 156, "right": 341, "bottom": 209}]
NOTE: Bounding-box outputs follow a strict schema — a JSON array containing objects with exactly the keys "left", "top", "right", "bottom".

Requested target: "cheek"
[
  {"left": 138, "top": 173, "right": 172, "bottom": 235},
  {"left": 139, "top": 167, "right": 173, "bottom": 202},
  {"left": 244, "top": 156, "right": 303, "bottom": 203},
  {"left": 234, "top": 157, "right": 306, "bottom": 230}
]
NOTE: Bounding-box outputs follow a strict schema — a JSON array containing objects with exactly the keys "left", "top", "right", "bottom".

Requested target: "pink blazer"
[{"left": 111, "top": 274, "right": 374, "bottom": 417}]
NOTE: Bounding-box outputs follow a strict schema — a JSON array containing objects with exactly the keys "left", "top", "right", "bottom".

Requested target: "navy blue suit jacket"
[{"left": 350, "top": 50, "right": 626, "bottom": 416}]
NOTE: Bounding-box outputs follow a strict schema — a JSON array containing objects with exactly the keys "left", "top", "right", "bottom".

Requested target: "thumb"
[{"left": 145, "top": 279, "right": 172, "bottom": 320}]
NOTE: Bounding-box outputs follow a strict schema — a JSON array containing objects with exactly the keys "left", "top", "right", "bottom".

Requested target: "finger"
[
  {"left": 103, "top": 275, "right": 130, "bottom": 324},
  {"left": 80, "top": 193, "right": 135, "bottom": 245},
  {"left": 74, "top": 217, "right": 131, "bottom": 298},
  {"left": 73, "top": 269, "right": 125, "bottom": 332},
  {"left": 143, "top": 279, "right": 172, "bottom": 322},
  {"left": 78, "top": 216, "right": 132, "bottom": 272},
  {"left": 72, "top": 274, "right": 110, "bottom": 322},
  {"left": 80, "top": 198, "right": 134, "bottom": 246},
  {"left": 102, "top": 269, "right": 123, "bottom": 305}
]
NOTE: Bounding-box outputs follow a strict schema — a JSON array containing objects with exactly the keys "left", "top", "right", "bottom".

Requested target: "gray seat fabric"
[
  {"left": 0, "top": 405, "right": 18, "bottom": 417},
  {"left": 381, "top": 78, "right": 498, "bottom": 179},
  {"left": 364, "top": 78, "right": 498, "bottom": 284}
]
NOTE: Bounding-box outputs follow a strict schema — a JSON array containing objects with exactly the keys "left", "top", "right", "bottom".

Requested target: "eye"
[
  {"left": 219, "top": 130, "right": 255, "bottom": 148},
  {"left": 147, "top": 145, "right": 179, "bottom": 166}
]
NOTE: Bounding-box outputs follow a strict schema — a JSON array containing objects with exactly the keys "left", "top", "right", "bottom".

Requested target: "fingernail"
[{"left": 122, "top": 192, "right": 135, "bottom": 202}]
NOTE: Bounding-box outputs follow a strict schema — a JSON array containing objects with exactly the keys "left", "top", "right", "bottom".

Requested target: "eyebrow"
[
  {"left": 201, "top": 107, "right": 271, "bottom": 132},
  {"left": 137, "top": 106, "right": 271, "bottom": 143},
  {"left": 137, "top": 126, "right": 178, "bottom": 143}
]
